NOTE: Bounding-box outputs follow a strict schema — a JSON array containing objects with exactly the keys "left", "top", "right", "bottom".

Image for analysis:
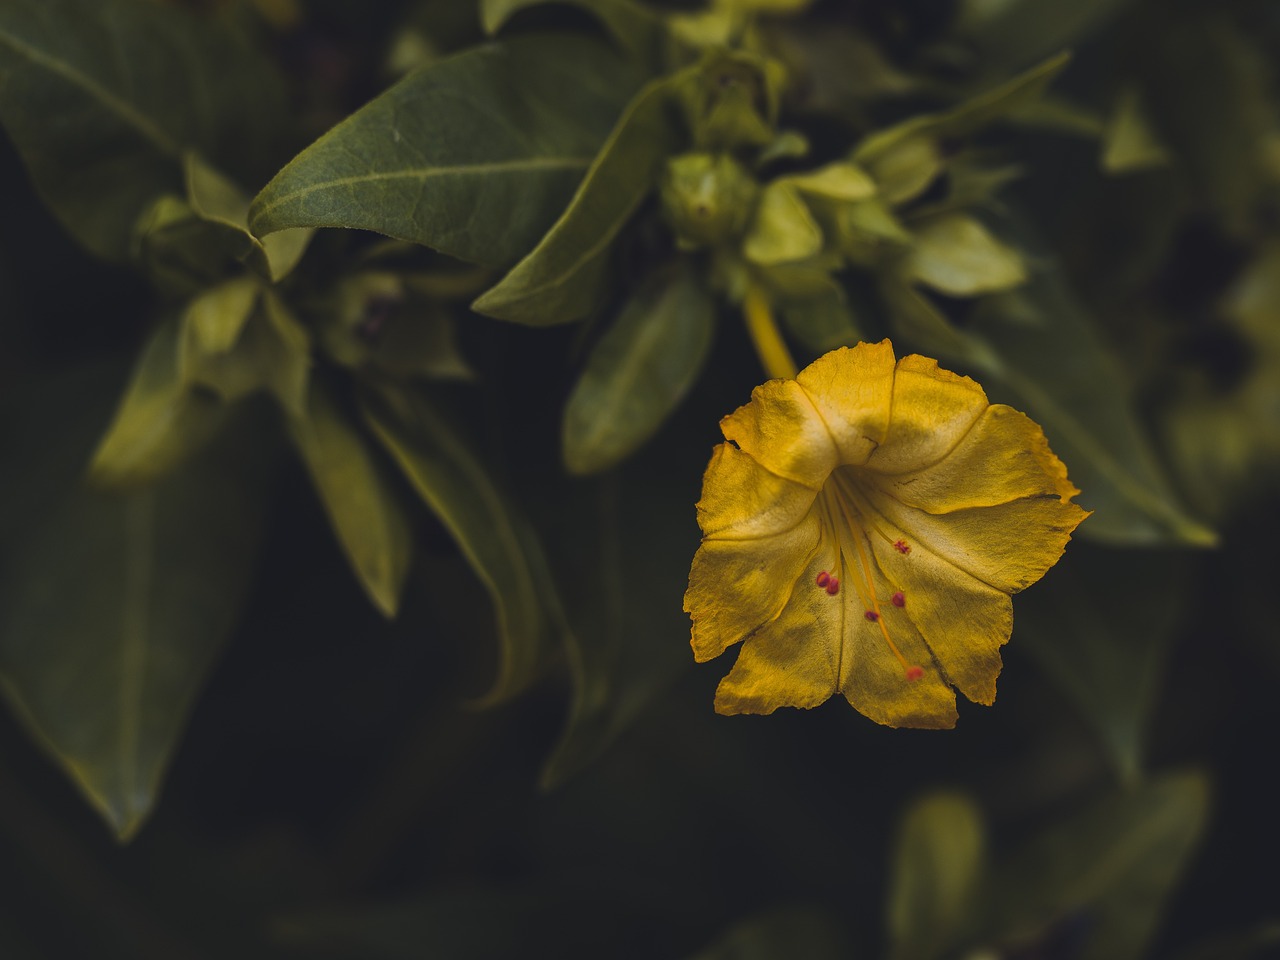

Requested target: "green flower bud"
[{"left": 660, "top": 152, "right": 759, "bottom": 250}]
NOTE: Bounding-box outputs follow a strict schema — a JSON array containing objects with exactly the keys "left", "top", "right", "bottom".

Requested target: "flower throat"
[{"left": 816, "top": 470, "right": 924, "bottom": 682}]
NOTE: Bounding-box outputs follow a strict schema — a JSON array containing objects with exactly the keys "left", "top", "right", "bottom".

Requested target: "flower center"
[{"left": 817, "top": 469, "right": 924, "bottom": 683}]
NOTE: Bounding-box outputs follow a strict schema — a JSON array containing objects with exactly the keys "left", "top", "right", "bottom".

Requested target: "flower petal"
[
  {"left": 867, "top": 354, "right": 988, "bottom": 474},
  {"left": 795, "top": 340, "right": 896, "bottom": 465},
  {"left": 861, "top": 487, "right": 1088, "bottom": 594},
  {"left": 837, "top": 598, "right": 959, "bottom": 729},
  {"left": 714, "top": 509, "right": 958, "bottom": 727},
  {"left": 720, "top": 379, "right": 836, "bottom": 489},
  {"left": 695, "top": 443, "right": 817, "bottom": 539},
  {"left": 686, "top": 510, "right": 822, "bottom": 662},
  {"left": 854, "top": 504, "right": 1014, "bottom": 704},
  {"left": 713, "top": 581, "right": 840, "bottom": 713},
  {"left": 874, "top": 405, "right": 1080, "bottom": 512},
  {"left": 715, "top": 525, "right": 844, "bottom": 714}
]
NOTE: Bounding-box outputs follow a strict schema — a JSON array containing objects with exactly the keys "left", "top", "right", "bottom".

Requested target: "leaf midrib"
[
  {"left": 0, "top": 25, "right": 181, "bottom": 157},
  {"left": 573, "top": 292, "right": 677, "bottom": 457},
  {"left": 251, "top": 156, "right": 594, "bottom": 223}
]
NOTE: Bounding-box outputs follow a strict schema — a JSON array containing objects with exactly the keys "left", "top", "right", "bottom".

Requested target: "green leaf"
[
  {"left": 957, "top": 0, "right": 1131, "bottom": 73},
  {"left": 1142, "top": 16, "right": 1280, "bottom": 236},
  {"left": 881, "top": 279, "right": 1001, "bottom": 370},
  {"left": 133, "top": 195, "right": 252, "bottom": 297},
  {"left": 186, "top": 288, "right": 311, "bottom": 418},
  {"left": 319, "top": 271, "right": 474, "bottom": 381},
  {"left": 185, "top": 153, "right": 313, "bottom": 282},
  {"left": 689, "top": 905, "right": 848, "bottom": 960},
  {"left": 968, "top": 266, "right": 1216, "bottom": 546},
  {"left": 178, "top": 275, "right": 262, "bottom": 373},
  {"left": 743, "top": 182, "right": 823, "bottom": 266},
  {"left": 563, "top": 263, "right": 715, "bottom": 474},
  {"left": 540, "top": 452, "right": 697, "bottom": 788},
  {"left": 906, "top": 214, "right": 1027, "bottom": 297},
  {"left": 853, "top": 53, "right": 1070, "bottom": 203},
  {"left": 858, "top": 135, "right": 943, "bottom": 206},
  {"left": 287, "top": 380, "right": 413, "bottom": 620},
  {"left": 777, "top": 279, "right": 863, "bottom": 355},
  {"left": 0, "top": 378, "right": 270, "bottom": 840},
  {"left": 362, "top": 385, "right": 554, "bottom": 703},
  {"left": 1101, "top": 87, "right": 1171, "bottom": 175},
  {"left": 839, "top": 196, "right": 912, "bottom": 259},
  {"left": 1015, "top": 545, "right": 1190, "bottom": 785},
  {"left": 1164, "top": 243, "right": 1280, "bottom": 518},
  {"left": 0, "top": 0, "right": 284, "bottom": 260},
  {"left": 984, "top": 771, "right": 1210, "bottom": 960},
  {"left": 887, "top": 792, "right": 986, "bottom": 960},
  {"left": 89, "top": 315, "right": 229, "bottom": 488},
  {"left": 471, "top": 74, "right": 684, "bottom": 324},
  {"left": 481, "top": 0, "right": 665, "bottom": 65},
  {"left": 249, "top": 35, "right": 642, "bottom": 268},
  {"left": 677, "top": 49, "right": 785, "bottom": 152}
]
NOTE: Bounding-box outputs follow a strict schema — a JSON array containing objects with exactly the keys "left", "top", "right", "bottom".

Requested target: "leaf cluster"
[{"left": 1, "top": 0, "right": 1279, "bottom": 957}]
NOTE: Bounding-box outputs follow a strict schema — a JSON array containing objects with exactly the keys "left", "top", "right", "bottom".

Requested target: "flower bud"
[{"left": 660, "top": 152, "right": 759, "bottom": 250}]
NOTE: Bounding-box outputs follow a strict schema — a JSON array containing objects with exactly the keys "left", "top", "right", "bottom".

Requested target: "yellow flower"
[{"left": 684, "top": 340, "right": 1088, "bottom": 728}]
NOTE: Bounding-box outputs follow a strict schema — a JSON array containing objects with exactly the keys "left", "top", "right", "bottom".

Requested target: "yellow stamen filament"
[{"left": 827, "top": 472, "right": 921, "bottom": 679}]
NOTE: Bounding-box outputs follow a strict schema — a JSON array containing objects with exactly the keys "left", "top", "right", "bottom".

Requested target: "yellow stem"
[{"left": 743, "top": 285, "right": 798, "bottom": 380}]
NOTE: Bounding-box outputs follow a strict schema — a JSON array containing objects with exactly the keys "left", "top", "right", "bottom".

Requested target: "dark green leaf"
[
  {"left": 133, "top": 195, "right": 255, "bottom": 297},
  {"left": 562, "top": 263, "right": 715, "bottom": 474},
  {"left": 0, "top": 0, "right": 284, "bottom": 260},
  {"left": 481, "top": 0, "right": 665, "bottom": 65},
  {"left": 968, "top": 266, "right": 1216, "bottom": 546},
  {"left": 1015, "top": 545, "right": 1190, "bottom": 785},
  {"left": 540, "top": 456, "right": 697, "bottom": 788},
  {"left": 677, "top": 49, "right": 784, "bottom": 152},
  {"left": 0, "top": 377, "right": 270, "bottom": 839},
  {"left": 185, "top": 153, "right": 313, "bottom": 282},
  {"left": 275, "top": 887, "right": 644, "bottom": 960},
  {"left": 287, "top": 380, "right": 414, "bottom": 620},
  {"left": 853, "top": 53, "right": 1070, "bottom": 203},
  {"left": 887, "top": 792, "right": 986, "bottom": 960},
  {"left": 983, "top": 770, "right": 1210, "bottom": 960},
  {"left": 249, "top": 35, "right": 642, "bottom": 268},
  {"left": 881, "top": 278, "right": 1001, "bottom": 370},
  {"left": 362, "top": 385, "right": 554, "bottom": 703},
  {"left": 1143, "top": 16, "right": 1280, "bottom": 237},
  {"left": 472, "top": 74, "right": 684, "bottom": 324},
  {"left": 689, "top": 905, "right": 848, "bottom": 960},
  {"left": 778, "top": 280, "right": 864, "bottom": 355},
  {"left": 1173, "top": 922, "right": 1280, "bottom": 960},
  {"left": 956, "top": 0, "right": 1132, "bottom": 75},
  {"left": 319, "top": 271, "right": 474, "bottom": 380}
]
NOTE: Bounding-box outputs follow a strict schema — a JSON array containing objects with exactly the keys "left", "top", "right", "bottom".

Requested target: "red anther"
[
  {"left": 905, "top": 665, "right": 924, "bottom": 681},
  {"left": 891, "top": 592, "right": 906, "bottom": 607},
  {"left": 815, "top": 571, "right": 830, "bottom": 588},
  {"left": 894, "top": 539, "right": 911, "bottom": 555},
  {"left": 864, "top": 610, "right": 879, "bottom": 622},
  {"left": 825, "top": 578, "right": 840, "bottom": 596}
]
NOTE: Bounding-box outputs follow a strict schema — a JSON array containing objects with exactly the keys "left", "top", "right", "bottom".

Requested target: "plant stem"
[{"left": 743, "top": 284, "right": 798, "bottom": 380}]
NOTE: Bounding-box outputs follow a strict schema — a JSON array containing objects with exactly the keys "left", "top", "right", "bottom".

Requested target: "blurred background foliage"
[{"left": 1, "top": 0, "right": 1278, "bottom": 956}]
